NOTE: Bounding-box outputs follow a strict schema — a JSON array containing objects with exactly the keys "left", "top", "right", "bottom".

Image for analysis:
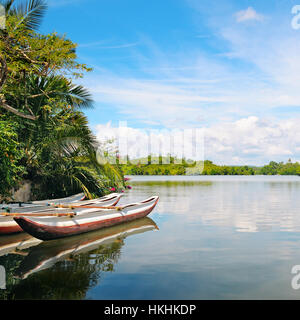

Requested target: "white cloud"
[
  {"left": 84, "top": 54, "right": 300, "bottom": 129},
  {"left": 81, "top": 2, "right": 300, "bottom": 164},
  {"left": 95, "top": 122, "right": 204, "bottom": 162},
  {"left": 87, "top": 75, "right": 227, "bottom": 128},
  {"left": 81, "top": 14, "right": 300, "bottom": 129},
  {"left": 79, "top": 41, "right": 139, "bottom": 49},
  {"left": 204, "top": 116, "right": 299, "bottom": 165},
  {"left": 95, "top": 117, "right": 300, "bottom": 165},
  {"left": 235, "top": 7, "right": 264, "bottom": 23}
]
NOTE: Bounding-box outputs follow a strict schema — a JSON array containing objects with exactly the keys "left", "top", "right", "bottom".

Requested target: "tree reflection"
[{"left": 0, "top": 217, "right": 158, "bottom": 299}]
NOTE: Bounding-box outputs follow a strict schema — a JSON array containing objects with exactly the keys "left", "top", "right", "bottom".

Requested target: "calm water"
[{"left": 2, "top": 175, "right": 300, "bottom": 299}]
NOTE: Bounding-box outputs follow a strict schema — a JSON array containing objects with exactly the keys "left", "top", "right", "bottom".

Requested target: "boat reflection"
[
  {"left": 0, "top": 233, "right": 42, "bottom": 257},
  {"left": 14, "top": 217, "right": 158, "bottom": 280}
]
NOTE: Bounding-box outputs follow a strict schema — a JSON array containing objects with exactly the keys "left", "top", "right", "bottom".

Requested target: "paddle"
[
  {"left": 50, "top": 204, "right": 123, "bottom": 210},
  {"left": 0, "top": 212, "right": 76, "bottom": 217}
]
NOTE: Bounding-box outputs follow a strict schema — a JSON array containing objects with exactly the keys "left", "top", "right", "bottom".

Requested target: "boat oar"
[
  {"left": 50, "top": 204, "right": 123, "bottom": 210},
  {"left": 0, "top": 212, "right": 76, "bottom": 217}
]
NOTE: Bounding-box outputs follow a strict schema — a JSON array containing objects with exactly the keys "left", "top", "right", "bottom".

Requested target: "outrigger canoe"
[
  {"left": 0, "top": 193, "right": 86, "bottom": 221},
  {"left": 0, "top": 193, "right": 123, "bottom": 235},
  {"left": 1, "top": 193, "right": 86, "bottom": 211},
  {"left": 31, "top": 193, "right": 86, "bottom": 205},
  {"left": 13, "top": 196, "right": 159, "bottom": 240}
]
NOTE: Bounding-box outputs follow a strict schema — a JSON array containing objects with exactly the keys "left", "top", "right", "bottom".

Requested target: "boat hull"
[
  {"left": 0, "top": 193, "right": 123, "bottom": 235},
  {"left": 0, "top": 223, "right": 23, "bottom": 235},
  {"left": 14, "top": 197, "right": 159, "bottom": 240},
  {"left": 32, "top": 193, "right": 86, "bottom": 205}
]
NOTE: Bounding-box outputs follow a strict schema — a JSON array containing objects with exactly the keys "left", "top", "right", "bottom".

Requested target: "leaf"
[{"left": 10, "top": 0, "right": 47, "bottom": 32}]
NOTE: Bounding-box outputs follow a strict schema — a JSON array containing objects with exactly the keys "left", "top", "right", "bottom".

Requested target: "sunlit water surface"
[{"left": 1, "top": 175, "right": 300, "bottom": 299}]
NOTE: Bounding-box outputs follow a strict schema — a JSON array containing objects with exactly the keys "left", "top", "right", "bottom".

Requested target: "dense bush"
[
  {"left": 0, "top": 0, "right": 124, "bottom": 200},
  {"left": 121, "top": 158, "right": 300, "bottom": 176},
  {"left": 0, "top": 120, "right": 25, "bottom": 199}
]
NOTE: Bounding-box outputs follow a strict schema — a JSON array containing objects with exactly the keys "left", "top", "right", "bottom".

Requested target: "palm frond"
[
  {"left": 0, "top": 0, "right": 14, "bottom": 12},
  {"left": 25, "top": 75, "right": 94, "bottom": 115},
  {"left": 64, "top": 84, "right": 94, "bottom": 109},
  {"left": 12, "top": 0, "right": 47, "bottom": 31}
]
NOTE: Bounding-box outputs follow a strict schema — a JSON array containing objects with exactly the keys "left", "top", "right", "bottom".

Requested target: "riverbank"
[{"left": 121, "top": 159, "right": 300, "bottom": 176}]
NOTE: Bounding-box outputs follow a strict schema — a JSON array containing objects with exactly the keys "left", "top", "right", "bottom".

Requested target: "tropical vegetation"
[
  {"left": 121, "top": 158, "right": 300, "bottom": 176},
  {"left": 0, "top": 0, "right": 124, "bottom": 201}
]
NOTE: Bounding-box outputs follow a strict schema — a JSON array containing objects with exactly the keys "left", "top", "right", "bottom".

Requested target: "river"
[{"left": 1, "top": 175, "right": 300, "bottom": 299}]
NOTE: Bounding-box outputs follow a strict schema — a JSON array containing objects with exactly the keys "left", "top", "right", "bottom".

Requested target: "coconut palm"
[
  {"left": 9, "top": 74, "right": 124, "bottom": 200},
  {"left": 0, "top": 0, "right": 125, "bottom": 200},
  {"left": 1, "top": 0, "right": 47, "bottom": 31},
  {"left": 0, "top": 0, "right": 48, "bottom": 119}
]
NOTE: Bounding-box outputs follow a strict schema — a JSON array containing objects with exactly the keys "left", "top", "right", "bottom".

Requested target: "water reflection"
[
  {"left": 130, "top": 176, "right": 300, "bottom": 233},
  {"left": 0, "top": 234, "right": 42, "bottom": 257},
  {"left": 0, "top": 217, "right": 158, "bottom": 299},
  {"left": 2, "top": 176, "right": 300, "bottom": 300}
]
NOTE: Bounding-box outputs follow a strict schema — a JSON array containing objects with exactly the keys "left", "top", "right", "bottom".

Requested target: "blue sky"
[{"left": 38, "top": 0, "right": 300, "bottom": 165}]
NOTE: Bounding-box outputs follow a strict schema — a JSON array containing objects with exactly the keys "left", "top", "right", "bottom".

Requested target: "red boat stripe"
[
  {"left": 0, "top": 225, "right": 23, "bottom": 234},
  {"left": 14, "top": 198, "right": 159, "bottom": 240}
]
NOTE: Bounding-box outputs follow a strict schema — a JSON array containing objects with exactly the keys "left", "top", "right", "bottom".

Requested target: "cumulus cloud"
[
  {"left": 235, "top": 7, "right": 264, "bottom": 23},
  {"left": 95, "top": 122, "right": 204, "bottom": 162},
  {"left": 95, "top": 117, "right": 300, "bottom": 165},
  {"left": 82, "top": 2, "right": 300, "bottom": 165},
  {"left": 86, "top": 75, "right": 227, "bottom": 128},
  {"left": 82, "top": 15, "right": 300, "bottom": 129},
  {"left": 205, "top": 116, "right": 300, "bottom": 165}
]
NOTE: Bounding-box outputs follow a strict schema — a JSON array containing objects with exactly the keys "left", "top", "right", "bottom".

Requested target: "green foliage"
[
  {"left": 0, "top": 0, "right": 124, "bottom": 200},
  {"left": 0, "top": 119, "right": 25, "bottom": 199},
  {"left": 122, "top": 156, "right": 190, "bottom": 175},
  {"left": 259, "top": 161, "right": 281, "bottom": 175},
  {"left": 1, "top": 0, "right": 91, "bottom": 78},
  {"left": 15, "top": 78, "right": 125, "bottom": 200},
  {"left": 200, "top": 160, "right": 255, "bottom": 175},
  {"left": 259, "top": 160, "right": 300, "bottom": 176},
  {"left": 122, "top": 158, "right": 300, "bottom": 176},
  {"left": 121, "top": 157, "right": 256, "bottom": 176}
]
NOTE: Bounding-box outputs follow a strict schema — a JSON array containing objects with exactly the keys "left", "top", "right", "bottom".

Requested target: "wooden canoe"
[
  {"left": 0, "top": 193, "right": 85, "bottom": 220},
  {"left": 31, "top": 192, "right": 86, "bottom": 205},
  {"left": 0, "top": 193, "right": 123, "bottom": 235},
  {"left": 50, "top": 193, "right": 123, "bottom": 208},
  {"left": 1, "top": 193, "right": 85, "bottom": 210},
  {"left": 13, "top": 196, "right": 159, "bottom": 240}
]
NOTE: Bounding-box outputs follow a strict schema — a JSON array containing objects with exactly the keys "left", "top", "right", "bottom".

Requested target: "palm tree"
[
  {"left": 0, "top": 0, "right": 125, "bottom": 200},
  {"left": 12, "top": 74, "right": 124, "bottom": 200},
  {"left": 0, "top": 0, "right": 48, "bottom": 119}
]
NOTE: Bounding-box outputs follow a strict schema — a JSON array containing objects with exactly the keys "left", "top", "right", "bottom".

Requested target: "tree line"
[{"left": 121, "top": 158, "right": 300, "bottom": 176}]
